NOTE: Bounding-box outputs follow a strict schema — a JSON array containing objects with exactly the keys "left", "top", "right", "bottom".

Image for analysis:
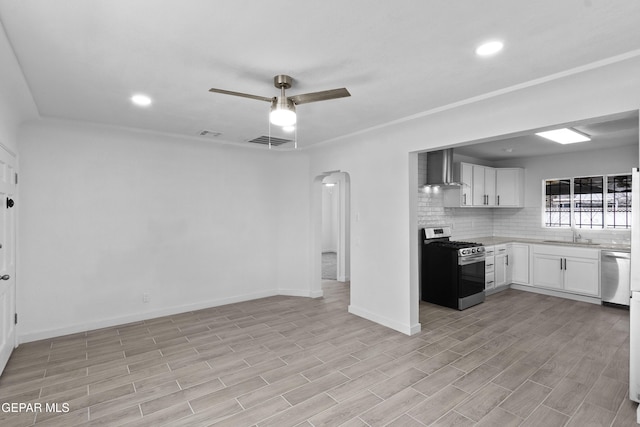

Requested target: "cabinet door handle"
[
  {"left": 506, "top": 255, "right": 509, "bottom": 266},
  {"left": 463, "top": 193, "right": 466, "bottom": 205},
  {"left": 560, "top": 259, "right": 563, "bottom": 270},
  {"left": 497, "top": 195, "right": 500, "bottom": 206}
]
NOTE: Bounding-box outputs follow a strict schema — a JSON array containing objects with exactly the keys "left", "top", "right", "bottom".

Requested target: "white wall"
[
  {"left": 17, "top": 119, "right": 310, "bottom": 341},
  {"left": 0, "top": 22, "right": 38, "bottom": 153},
  {"left": 496, "top": 144, "right": 639, "bottom": 207},
  {"left": 320, "top": 172, "right": 351, "bottom": 282},
  {"left": 321, "top": 182, "right": 338, "bottom": 252},
  {"left": 307, "top": 55, "right": 640, "bottom": 335},
  {"left": 273, "top": 151, "right": 313, "bottom": 297},
  {"left": 492, "top": 145, "right": 638, "bottom": 243}
]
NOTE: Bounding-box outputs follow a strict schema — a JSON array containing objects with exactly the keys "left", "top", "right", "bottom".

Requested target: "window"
[
  {"left": 607, "top": 175, "right": 632, "bottom": 229},
  {"left": 543, "top": 174, "right": 632, "bottom": 229},
  {"left": 544, "top": 179, "right": 571, "bottom": 227},
  {"left": 573, "top": 176, "right": 603, "bottom": 229}
]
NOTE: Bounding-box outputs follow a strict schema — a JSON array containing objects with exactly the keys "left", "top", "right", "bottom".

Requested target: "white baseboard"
[
  {"left": 348, "top": 304, "right": 419, "bottom": 336},
  {"left": 309, "top": 290, "right": 324, "bottom": 298},
  {"left": 278, "top": 288, "right": 323, "bottom": 298},
  {"left": 510, "top": 284, "right": 601, "bottom": 305},
  {"left": 19, "top": 289, "right": 281, "bottom": 344}
]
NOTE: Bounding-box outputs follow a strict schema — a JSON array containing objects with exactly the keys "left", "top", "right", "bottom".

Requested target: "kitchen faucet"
[{"left": 572, "top": 228, "right": 581, "bottom": 243}]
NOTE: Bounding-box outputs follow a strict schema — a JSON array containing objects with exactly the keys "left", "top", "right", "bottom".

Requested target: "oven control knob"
[
  {"left": 461, "top": 249, "right": 468, "bottom": 255},
  {"left": 471, "top": 248, "right": 476, "bottom": 254}
]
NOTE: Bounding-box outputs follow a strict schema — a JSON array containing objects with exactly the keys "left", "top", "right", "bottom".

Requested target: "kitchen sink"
[{"left": 542, "top": 239, "right": 600, "bottom": 246}]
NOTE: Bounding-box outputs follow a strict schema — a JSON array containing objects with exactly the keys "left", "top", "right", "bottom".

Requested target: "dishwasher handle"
[{"left": 602, "top": 252, "right": 630, "bottom": 260}]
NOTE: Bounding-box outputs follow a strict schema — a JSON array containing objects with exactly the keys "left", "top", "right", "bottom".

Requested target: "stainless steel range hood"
[{"left": 421, "top": 148, "right": 462, "bottom": 191}]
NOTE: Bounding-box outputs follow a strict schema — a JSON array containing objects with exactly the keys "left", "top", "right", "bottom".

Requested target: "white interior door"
[{"left": 0, "top": 147, "right": 16, "bottom": 375}]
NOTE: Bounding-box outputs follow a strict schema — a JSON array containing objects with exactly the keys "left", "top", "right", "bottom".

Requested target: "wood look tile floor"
[{"left": 0, "top": 282, "right": 637, "bottom": 426}]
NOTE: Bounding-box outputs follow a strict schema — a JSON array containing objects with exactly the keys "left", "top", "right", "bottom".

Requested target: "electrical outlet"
[{"left": 143, "top": 292, "right": 150, "bottom": 303}]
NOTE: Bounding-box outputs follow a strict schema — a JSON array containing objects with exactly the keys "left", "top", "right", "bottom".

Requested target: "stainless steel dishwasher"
[{"left": 601, "top": 250, "right": 631, "bottom": 307}]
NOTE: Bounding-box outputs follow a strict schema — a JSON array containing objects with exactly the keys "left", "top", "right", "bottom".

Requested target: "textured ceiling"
[{"left": 1, "top": 1, "right": 640, "bottom": 149}]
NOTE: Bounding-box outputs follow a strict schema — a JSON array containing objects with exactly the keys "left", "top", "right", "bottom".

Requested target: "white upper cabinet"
[
  {"left": 496, "top": 168, "right": 524, "bottom": 207},
  {"left": 472, "top": 165, "right": 496, "bottom": 206},
  {"left": 444, "top": 162, "right": 524, "bottom": 208},
  {"left": 460, "top": 162, "right": 473, "bottom": 206}
]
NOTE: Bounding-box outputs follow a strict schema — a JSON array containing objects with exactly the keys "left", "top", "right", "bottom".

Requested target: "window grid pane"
[
  {"left": 607, "top": 175, "right": 632, "bottom": 229},
  {"left": 545, "top": 179, "right": 571, "bottom": 227},
  {"left": 573, "top": 176, "right": 603, "bottom": 229}
]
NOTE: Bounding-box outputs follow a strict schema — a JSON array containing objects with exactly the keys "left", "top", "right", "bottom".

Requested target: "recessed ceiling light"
[
  {"left": 131, "top": 94, "right": 152, "bottom": 107},
  {"left": 535, "top": 128, "right": 591, "bottom": 144},
  {"left": 476, "top": 41, "right": 504, "bottom": 56}
]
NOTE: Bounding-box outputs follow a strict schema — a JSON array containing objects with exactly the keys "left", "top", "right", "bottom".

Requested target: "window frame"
[{"left": 541, "top": 173, "right": 632, "bottom": 230}]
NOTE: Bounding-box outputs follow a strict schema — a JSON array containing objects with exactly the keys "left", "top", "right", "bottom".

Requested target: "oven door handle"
[{"left": 458, "top": 254, "right": 486, "bottom": 266}]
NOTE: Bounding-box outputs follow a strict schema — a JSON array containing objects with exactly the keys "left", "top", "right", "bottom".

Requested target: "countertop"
[{"left": 472, "top": 236, "right": 631, "bottom": 252}]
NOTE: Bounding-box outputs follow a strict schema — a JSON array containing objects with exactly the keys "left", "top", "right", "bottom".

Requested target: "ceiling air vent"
[
  {"left": 247, "top": 135, "right": 292, "bottom": 147},
  {"left": 198, "top": 130, "right": 222, "bottom": 138}
]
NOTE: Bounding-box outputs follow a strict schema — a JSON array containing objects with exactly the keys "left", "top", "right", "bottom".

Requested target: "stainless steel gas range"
[{"left": 421, "top": 226, "right": 486, "bottom": 310}]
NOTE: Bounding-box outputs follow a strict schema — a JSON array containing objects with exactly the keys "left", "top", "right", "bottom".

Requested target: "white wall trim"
[
  {"left": 18, "top": 290, "right": 280, "bottom": 344},
  {"left": 309, "top": 290, "right": 324, "bottom": 298},
  {"left": 348, "top": 304, "right": 419, "bottom": 335},
  {"left": 509, "top": 284, "right": 601, "bottom": 305},
  {"left": 314, "top": 49, "right": 640, "bottom": 149},
  {"left": 18, "top": 288, "right": 328, "bottom": 344},
  {"left": 278, "top": 288, "right": 323, "bottom": 298}
]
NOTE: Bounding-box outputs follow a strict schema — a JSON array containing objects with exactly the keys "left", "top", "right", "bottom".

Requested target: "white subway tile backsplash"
[{"left": 417, "top": 195, "right": 631, "bottom": 244}]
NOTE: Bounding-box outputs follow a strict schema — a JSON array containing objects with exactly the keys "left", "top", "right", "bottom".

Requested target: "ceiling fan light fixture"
[{"left": 270, "top": 97, "right": 296, "bottom": 127}]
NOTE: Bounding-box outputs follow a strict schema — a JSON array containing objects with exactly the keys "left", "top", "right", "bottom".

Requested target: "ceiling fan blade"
[
  {"left": 288, "top": 88, "right": 351, "bottom": 105},
  {"left": 209, "top": 88, "right": 273, "bottom": 103}
]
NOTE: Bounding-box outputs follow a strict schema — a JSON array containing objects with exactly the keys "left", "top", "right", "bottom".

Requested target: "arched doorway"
[{"left": 312, "top": 172, "right": 351, "bottom": 298}]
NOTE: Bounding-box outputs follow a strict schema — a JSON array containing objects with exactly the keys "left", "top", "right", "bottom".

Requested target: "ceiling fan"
[{"left": 209, "top": 75, "right": 350, "bottom": 128}]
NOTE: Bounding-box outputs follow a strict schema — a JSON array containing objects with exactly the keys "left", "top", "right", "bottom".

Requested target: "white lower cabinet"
[
  {"left": 485, "top": 246, "right": 495, "bottom": 290},
  {"left": 532, "top": 253, "right": 564, "bottom": 290},
  {"left": 494, "top": 245, "right": 508, "bottom": 287},
  {"left": 486, "top": 244, "right": 509, "bottom": 292},
  {"left": 482, "top": 241, "right": 600, "bottom": 301},
  {"left": 563, "top": 257, "right": 600, "bottom": 296},
  {"left": 532, "top": 245, "right": 600, "bottom": 297},
  {"left": 509, "top": 243, "right": 530, "bottom": 285}
]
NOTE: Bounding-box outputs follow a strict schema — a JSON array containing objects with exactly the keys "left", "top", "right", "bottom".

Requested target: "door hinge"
[{"left": 14, "top": 313, "right": 17, "bottom": 324}]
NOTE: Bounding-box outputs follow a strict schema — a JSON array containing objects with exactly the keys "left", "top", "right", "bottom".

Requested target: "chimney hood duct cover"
[{"left": 422, "top": 148, "right": 462, "bottom": 189}]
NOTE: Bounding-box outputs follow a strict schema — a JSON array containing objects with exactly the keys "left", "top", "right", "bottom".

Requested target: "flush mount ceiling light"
[
  {"left": 535, "top": 128, "right": 591, "bottom": 144},
  {"left": 130, "top": 94, "right": 152, "bottom": 107},
  {"left": 475, "top": 40, "right": 504, "bottom": 56}
]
